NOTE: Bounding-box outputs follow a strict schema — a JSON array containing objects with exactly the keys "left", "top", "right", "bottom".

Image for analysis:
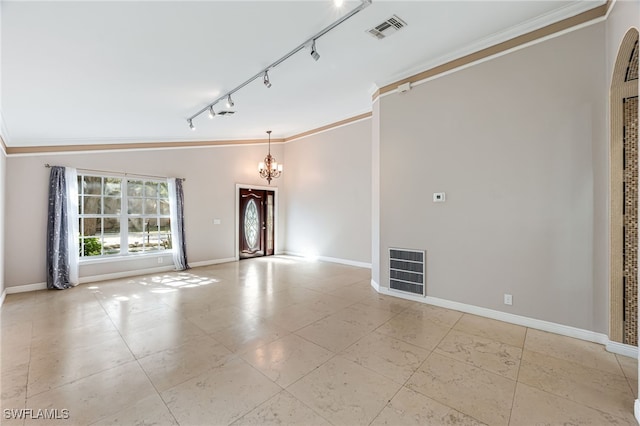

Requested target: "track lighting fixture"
[
  {"left": 263, "top": 71, "right": 272, "bottom": 88},
  {"left": 310, "top": 40, "right": 320, "bottom": 61},
  {"left": 185, "top": 0, "right": 372, "bottom": 128}
]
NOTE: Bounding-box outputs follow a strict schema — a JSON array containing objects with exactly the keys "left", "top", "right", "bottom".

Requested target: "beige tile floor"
[{"left": 1, "top": 256, "right": 637, "bottom": 425}]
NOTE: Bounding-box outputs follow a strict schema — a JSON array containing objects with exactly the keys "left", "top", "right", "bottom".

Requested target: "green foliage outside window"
[{"left": 81, "top": 237, "right": 102, "bottom": 256}]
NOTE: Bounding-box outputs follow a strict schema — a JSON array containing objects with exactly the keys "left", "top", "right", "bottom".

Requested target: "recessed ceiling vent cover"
[
  {"left": 218, "top": 111, "right": 235, "bottom": 116},
  {"left": 389, "top": 248, "right": 425, "bottom": 296},
  {"left": 367, "top": 15, "right": 407, "bottom": 40}
]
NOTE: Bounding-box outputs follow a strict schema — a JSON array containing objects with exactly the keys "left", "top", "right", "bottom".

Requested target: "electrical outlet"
[
  {"left": 433, "top": 192, "right": 446, "bottom": 202},
  {"left": 504, "top": 294, "right": 513, "bottom": 305}
]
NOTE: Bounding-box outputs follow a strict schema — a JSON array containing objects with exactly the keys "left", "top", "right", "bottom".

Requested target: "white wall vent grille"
[
  {"left": 367, "top": 15, "right": 407, "bottom": 40},
  {"left": 389, "top": 248, "right": 425, "bottom": 296}
]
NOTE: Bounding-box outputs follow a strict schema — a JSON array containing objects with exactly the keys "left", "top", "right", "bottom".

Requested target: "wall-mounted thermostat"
[{"left": 433, "top": 192, "right": 446, "bottom": 202}]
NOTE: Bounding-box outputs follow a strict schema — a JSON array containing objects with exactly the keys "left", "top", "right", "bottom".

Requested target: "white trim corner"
[
  {"left": 606, "top": 340, "right": 639, "bottom": 359},
  {"left": 370, "top": 279, "right": 381, "bottom": 292}
]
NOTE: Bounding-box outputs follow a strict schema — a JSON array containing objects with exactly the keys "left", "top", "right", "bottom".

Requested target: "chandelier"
[{"left": 258, "top": 130, "right": 282, "bottom": 184}]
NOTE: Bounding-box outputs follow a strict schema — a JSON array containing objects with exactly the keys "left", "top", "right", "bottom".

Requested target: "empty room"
[{"left": 1, "top": 0, "right": 639, "bottom": 424}]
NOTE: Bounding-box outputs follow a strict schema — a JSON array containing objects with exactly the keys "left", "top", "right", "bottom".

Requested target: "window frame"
[{"left": 77, "top": 173, "right": 171, "bottom": 261}]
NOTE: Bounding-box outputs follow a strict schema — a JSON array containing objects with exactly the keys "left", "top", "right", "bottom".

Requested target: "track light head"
[
  {"left": 263, "top": 71, "right": 272, "bottom": 88},
  {"left": 208, "top": 106, "right": 215, "bottom": 119},
  {"left": 311, "top": 40, "right": 320, "bottom": 61},
  {"left": 188, "top": 119, "right": 195, "bottom": 131},
  {"left": 226, "top": 94, "right": 234, "bottom": 108}
]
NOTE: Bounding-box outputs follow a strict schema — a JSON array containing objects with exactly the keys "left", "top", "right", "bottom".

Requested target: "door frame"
[{"left": 235, "top": 183, "right": 280, "bottom": 261}]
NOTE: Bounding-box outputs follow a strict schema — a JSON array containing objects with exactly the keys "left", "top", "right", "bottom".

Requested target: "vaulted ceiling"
[{"left": 1, "top": 0, "right": 605, "bottom": 148}]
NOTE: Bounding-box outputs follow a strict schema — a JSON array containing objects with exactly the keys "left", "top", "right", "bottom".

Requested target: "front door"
[{"left": 239, "top": 188, "right": 275, "bottom": 259}]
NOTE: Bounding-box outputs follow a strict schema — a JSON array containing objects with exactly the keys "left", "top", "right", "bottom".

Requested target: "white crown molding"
[
  {"left": 0, "top": 110, "right": 9, "bottom": 154},
  {"left": 375, "top": 0, "right": 606, "bottom": 90}
]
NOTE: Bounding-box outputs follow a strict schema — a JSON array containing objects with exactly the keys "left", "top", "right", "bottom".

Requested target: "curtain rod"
[{"left": 44, "top": 164, "right": 186, "bottom": 181}]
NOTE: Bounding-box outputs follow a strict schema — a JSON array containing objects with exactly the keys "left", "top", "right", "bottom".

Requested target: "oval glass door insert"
[{"left": 244, "top": 198, "right": 259, "bottom": 249}]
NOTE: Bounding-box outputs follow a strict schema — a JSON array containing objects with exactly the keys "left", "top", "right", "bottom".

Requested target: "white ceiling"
[{"left": 1, "top": 0, "right": 605, "bottom": 148}]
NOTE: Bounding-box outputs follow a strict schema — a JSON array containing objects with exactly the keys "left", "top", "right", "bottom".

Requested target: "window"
[{"left": 78, "top": 174, "right": 171, "bottom": 258}]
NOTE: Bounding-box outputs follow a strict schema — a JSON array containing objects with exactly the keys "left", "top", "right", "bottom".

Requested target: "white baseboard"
[
  {"left": 5, "top": 282, "right": 47, "bottom": 294},
  {"left": 370, "top": 280, "right": 636, "bottom": 358},
  {"left": 635, "top": 399, "right": 640, "bottom": 424},
  {"left": 285, "top": 251, "right": 371, "bottom": 269},
  {"left": 2, "top": 258, "right": 240, "bottom": 296},
  {"left": 79, "top": 265, "right": 176, "bottom": 284},
  {"left": 317, "top": 255, "right": 371, "bottom": 269},
  {"left": 190, "top": 258, "right": 237, "bottom": 268},
  {"left": 606, "top": 340, "right": 639, "bottom": 359}
]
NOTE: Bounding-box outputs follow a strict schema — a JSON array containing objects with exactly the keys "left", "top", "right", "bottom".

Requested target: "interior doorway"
[
  {"left": 610, "top": 29, "right": 639, "bottom": 345},
  {"left": 238, "top": 187, "right": 275, "bottom": 259}
]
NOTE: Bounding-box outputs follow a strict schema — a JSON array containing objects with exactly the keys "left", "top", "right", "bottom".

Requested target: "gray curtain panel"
[
  {"left": 46, "top": 166, "right": 72, "bottom": 289},
  {"left": 174, "top": 178, "right": 190, "bottom": 270}
]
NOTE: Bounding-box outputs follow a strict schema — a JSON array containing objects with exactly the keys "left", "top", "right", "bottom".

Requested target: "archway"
[{"left": 610, "top": 28, "right": 639, "bottom": 345}]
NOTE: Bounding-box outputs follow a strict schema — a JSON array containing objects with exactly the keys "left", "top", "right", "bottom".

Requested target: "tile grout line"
[
  {"left": 614, "top": 353, "right": 638, "bottom": 399},
  {"left": 515, "top": 331, "right": 636, "bottom": 423},
  {"left": 506, "top": 326, "right": 529, "bottom": 425}
]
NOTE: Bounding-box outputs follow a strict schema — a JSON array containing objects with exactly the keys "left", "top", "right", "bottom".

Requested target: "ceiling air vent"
[
  {"left": 217, "top": 111, "right": 235, "bottom": 116},
  {"left": 367, "top": 15, "right": 407, "bottom": 40}
]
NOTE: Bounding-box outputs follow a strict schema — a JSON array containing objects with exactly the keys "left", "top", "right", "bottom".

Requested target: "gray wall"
[
  {"left": 376, "top": 23, "right": 607, "bottom": 332},
  {"left": 4, "top": 143, "right": 286, "bottom": 288},
  {"left": 284, "top": 119, "right": 372, "bottom": 264},
  {"left": 4, "top": 118, "right": 373, "bottom": 288}
]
